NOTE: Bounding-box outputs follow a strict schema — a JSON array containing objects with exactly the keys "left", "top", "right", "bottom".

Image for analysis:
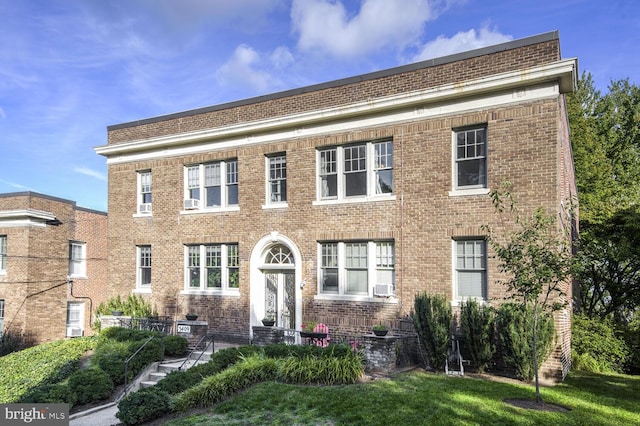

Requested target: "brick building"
[
  {"left": 0, "top": 192, "right": 107, "bottom": 345},
  {"left": 96, "top": 31, "right": 578, "bottom": 379}
]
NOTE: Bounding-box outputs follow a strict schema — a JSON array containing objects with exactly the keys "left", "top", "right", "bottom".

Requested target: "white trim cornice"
[
  {"left": 96, "top": 59, "right": 577, "bottom": 164},
  {"left": 0, "top": 209, "right": 58, "bottom": 228}
]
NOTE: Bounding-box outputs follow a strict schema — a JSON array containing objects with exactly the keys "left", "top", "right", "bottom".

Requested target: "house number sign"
[{"left": 177, "top": 325, "right": 191, "bottom": 333}]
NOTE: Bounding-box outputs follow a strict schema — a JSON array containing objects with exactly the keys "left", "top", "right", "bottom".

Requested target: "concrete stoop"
[{"left": 139, "top": 349, "right": 213, "bottom": 388}]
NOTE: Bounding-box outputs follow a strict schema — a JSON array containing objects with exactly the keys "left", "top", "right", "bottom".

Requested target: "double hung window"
[
  {"left": 319, "top": 241, "right": 395, "bottom": 297},
  {"left": 68, "top": 241, "right": 86, "bottom": 278},
  {"left": 267, "top": 154, "right": 287, "bottom": 204},
  {"left": 455, "top": 239, "right": 487, "bottom": 300},
  {"left": 185, "top": 160, "right": 238, "bottom": 210},
  {"left": 0, "top": 235, "right": 6, "bottom": 274},
  {"left": 186, "top": 244, "right": 239, "bottom": 291},
  {"left": 137, "top": 246, "right": 152, "bottom": 288},
  {"left": 138, "top": 171, "right": 152, "bottom": 214},
  {"left": 318, "top": 140, "right": 393, "bottom": 201},
  {"left": 455, "top": 127, "right": 487, "bottom": 189}
]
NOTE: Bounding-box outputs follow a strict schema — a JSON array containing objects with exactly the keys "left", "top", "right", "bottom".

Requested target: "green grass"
[{"left": 163, "top": 370, "right": 640, "bottom": 426}]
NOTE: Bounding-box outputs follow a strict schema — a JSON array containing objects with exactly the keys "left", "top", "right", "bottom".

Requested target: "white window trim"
[
  {"left": 135, "top": 170, "right": 152, "bottom": 216},
  {"left": 263, "top": 154, "right": 288, "bottom": 209},
  {"left": 68, "top": 241, "right": 87, "bottom": 279},
  {"left": 316, "top": 241, "right": 397, "bottom": 302},
  {"left": 66, "top": 301, "right": 84, "bottom": 337},
  {"left": 0, "top": 299, "right": 5, "bottom": 337},
  {"left": 449, "top": 127, "right": 489, "bottom": 196},
  {"left": 182, "top": 160, "right": 239, "bottom": 213},
  {"left": 136, "top": 245, "right": 152, "bottom": 289},
  {"left": 451, "top": 239, "right": 488, "bottom": 305},
  {"left": 314, "top": 140, "right": 395, "bottom": 204},
  {"left": 0, "top": 235, "right": 6, "bottom": 275},
  {"left": 181, "top": 244, "right": 240, "bottom": 296}
]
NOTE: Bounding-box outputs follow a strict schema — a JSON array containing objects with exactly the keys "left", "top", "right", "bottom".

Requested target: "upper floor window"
[
  {"left": 185, "top": 243, "right": 239, "bottom": 291},
  {"left": 454, "top": 239, "right": 487, "bottom": 300},
  {"left": 138, "top": 171, "right": 152, "bottom": 214},
  {"left": 137, "top": 245, "right": 152, "bottom": 288},
  {"left": 455, "top": 127, "right": 487, "bottom": 190},
  {"left": 68, "top": 241, "right": 86, "bottom": 278},
  {"left": 317, "top": 140, "right": 393, "bottom": 201},
  {"left": 319, "top": 241, "right": 395, "bottom": 297},
  {"left": 185, "top": 160, "right": 238, "bottom": 211},
  {"left": 0, "top": 235, "right": 6, "bottom": 274},
  {"left": 267, "top": 154, "right": 287, "bottom": 205}
]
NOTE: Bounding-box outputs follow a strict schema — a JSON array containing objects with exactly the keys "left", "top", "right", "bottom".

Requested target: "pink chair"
[{"left": 313, "top": 323, "right": 330, "bottom": 347}]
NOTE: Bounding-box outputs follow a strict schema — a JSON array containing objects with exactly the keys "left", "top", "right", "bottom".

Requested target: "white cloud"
[
  {"left": 412, "top": 26, "right": 513, "bottom": 61},
  {"left": 215, "top": 45, "right": 278, "bottom": 95},
  {"left": 270, "top": 46, "right": 295, "bottom": 69},
  {"left": 0, "top": 179, "right": 36, "bottom": 192},
  {"left": 291, "top": 0, "right": 443, "bottom": 58},
  {"left": 74, "top": 167, "right": 107, "bottom": 182}
]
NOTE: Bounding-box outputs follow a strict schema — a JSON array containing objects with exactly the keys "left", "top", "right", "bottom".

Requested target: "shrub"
[
  {"left": 20, "top": 382, "right": 73, "bottom": 406},
  {"left": 163, "top": 335, "right": 189, "bottom": 357},
  {"left": 495, "top": 303, "right": 554, "bottom": 381},
  {"left": 460, "top": 299, "right": 496, "bottom": 373},
  {"left": 278, "top": 352, "right": 364, "bottom": 385},
  {"left": 116, "top": 387, "right": 170, "bottom": 425},
  {"left": 99, "top": 327, "right": 156, "bottom": 342},
  {"left": 92, "top": 339, "right": 130, "bottom": 385},
  {"left": 413, "top": 293, "right": 452, "bottom": 371},
  {"left": 572, "top": 313, "right": 629, "bottom": 373},
  {"left": 68, "top": 367, "right": 114, "bottom": 405},
  {"left": 96, "top": 294, "right": 158, "bottom": 318}
]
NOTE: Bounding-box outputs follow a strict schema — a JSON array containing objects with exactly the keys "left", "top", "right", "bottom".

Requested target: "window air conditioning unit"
[
  {"left": 66, "top": 327, "right": 83, "bottom": 337},
  {"left": 374, "top": 283, "right": 394, "bottom": 297},
  {"left": 184, "top": 199, "right": 200, "bottom": 210},
  {"left": 139, "top": 203, "right": 152, "bottom": 213}
]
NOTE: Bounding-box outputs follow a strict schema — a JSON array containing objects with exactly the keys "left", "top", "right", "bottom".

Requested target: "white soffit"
[
  {"left": 0, "top": 209, "right": 57, "bottom": 228},
  {"left": 97, "top": 58, "right": 577, "bottom": 164}
]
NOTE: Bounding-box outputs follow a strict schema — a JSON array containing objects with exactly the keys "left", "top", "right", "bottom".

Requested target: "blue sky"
[{"left": 1, "top": 0, "right": 638, "bottom": 212}]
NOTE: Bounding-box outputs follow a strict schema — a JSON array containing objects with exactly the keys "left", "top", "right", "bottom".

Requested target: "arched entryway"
[{"left": 249, "top": 232, "right": 303, "bottom": 339}]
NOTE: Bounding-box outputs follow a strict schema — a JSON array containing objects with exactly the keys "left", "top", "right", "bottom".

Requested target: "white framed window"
[
  {"left": 137, "top": 170, "right": 152, "bottom": 214},
  {"left": 66, "top": 302, "right": 84, "bottom": 337},
  {"left": 137, "top": 245, "right": 152, "bottom": 288},
  {"left": 266, "top": 154, "right": 287, "bottom": 205},
  {"left": 319, "top": 241, "right": 395, "bottom": 297},
  {"left": 68, "top": 241, "right": 87, "bottom": 278},
  {"left": 317, "top": 140, "right": 393, "bottom": 202},
  {"left": 0, "top": 235, "right": 6, "bottom": 274},
  {"left": 185, "top": 244, "right": 239, "bottom": 292},
  {"left": 454, "top": 127, "right": 487, "bottom": 190},
  {"left": 184, "top": 160, "right": 239, "bottom": 211},
  {"left": 0, "top": 299, "right": 4, "bottom": 337},
  {"left": 454, "top": 239, "right": 487, "bottom": 300}
]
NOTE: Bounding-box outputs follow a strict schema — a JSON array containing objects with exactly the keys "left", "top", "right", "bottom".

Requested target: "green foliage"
[
  {"left": 95, "top": 294, "right": 158, "bottom": 318},
  {"left": 413, "top": 293, "right": 451, "bottom": 371},
  {"left": 624, "top": 315, "right": 640, "bottom": 374},
  {"left": 172, "top": 355, "right": 278, "bottom": 412},
  {"left": 92, "top": 339, "right": 130, "bottom": 384},
  {"left": 116, "top": 387, "right": 171, "bottom": 425},
  {"left": 495, "top": 303, "right": 554, "bottom": 381},
  {"left": 163, "top": 335, "right": 189, "bottom": 357},
  {"left": 0, "top": 330, "right": 25, "bottom": 357},
  {"left": 0, "top": 337, "right": 96, "bottom": 403},
  {"left": 570, "top": 313, "right": 629, "bottom": 373},
  {"left": 460, "top": 299, "right": 495, "bottom": 373},
  {"left": 99, "top": 326, "right": 157, "bottom": 342},
  {"left": 277, "top": 352, "right": 364, "bottom": 385},
  {"left": 21, "top": 382, "right": 73, "bottom": 406},
  {"left": 68, "top": 367, "right": 114, "bottom": 405}
]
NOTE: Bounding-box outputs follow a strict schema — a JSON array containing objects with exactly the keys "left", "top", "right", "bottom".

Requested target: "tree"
[{"left": 485, "top": 183, "right": 573, "bottom": 402}]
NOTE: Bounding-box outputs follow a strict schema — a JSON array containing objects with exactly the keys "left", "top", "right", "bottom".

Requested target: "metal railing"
[
  {"left": 123, "top": 336, "right": 163, "bottom": 396},
  {"left": 178, "top": 333, "right": 215, "bottom": 371}
]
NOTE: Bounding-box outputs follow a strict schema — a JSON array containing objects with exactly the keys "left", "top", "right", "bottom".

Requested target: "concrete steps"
[{"left": 139, "top": 348, "right": 213, "bottom": 388}]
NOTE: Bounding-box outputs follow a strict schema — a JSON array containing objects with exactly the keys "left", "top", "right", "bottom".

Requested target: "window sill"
[
  {"left": 180, "top": 289, "right": 240, "bottom": 297},
  {"left": 314, "top": 294, "right": 398, "bottom": 303},
  {"left": 448, "top": 188, "right": 490, "bottom": 197},
  {"left": 262, "top": 203, "right": 288, "bottom": 210},
  {"left": 68, "top": 275, "right": 88, "bottom": 280},
  {"left": 180, "top": 206, "right": 240, "bottom": 215},
  {"left": 450, "top": 297, "right": 489, "bottom": 307},
  {"left": 133, "top": 213, "right": 152, "bottom": 218},
  {"left": 313, "top": 194, "right": 396, "bottom": 206},
  {"left": 133, "top": 287, "right": 152, "bottom": 294}
]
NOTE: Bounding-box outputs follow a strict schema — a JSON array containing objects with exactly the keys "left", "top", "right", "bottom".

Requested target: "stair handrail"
[
  {"left": 178, "top": 334, "right": 214, "bottom": 371},
  {"left": 123, "top": 335, "right": 160, "bottom": 396}
]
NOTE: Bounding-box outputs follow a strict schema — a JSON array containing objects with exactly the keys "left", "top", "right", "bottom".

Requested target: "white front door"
[{"left": 265, "top": 270, "right": 296, "bottom": 329}]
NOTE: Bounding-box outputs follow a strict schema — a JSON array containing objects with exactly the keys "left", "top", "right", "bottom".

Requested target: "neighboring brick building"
[
  {"left": 96, "top": 31, "right": 578, "bottom": 379},
  {"left": 0, "top": 192, "right": 107, "bottom": 345}
]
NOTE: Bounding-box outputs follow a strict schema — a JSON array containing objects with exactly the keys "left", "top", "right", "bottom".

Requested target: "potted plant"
[
  {"left": 262, "top": 316, "right": 275, "bottom": 326},
  {"left": 185, "top": 313, "right": 198, "bottom": 321},
  {"left": 111, "top": 310, "right": 124, "bottom": 316},
  {"left": 372, "top": 324, "right": 388, "bottom": 337}
]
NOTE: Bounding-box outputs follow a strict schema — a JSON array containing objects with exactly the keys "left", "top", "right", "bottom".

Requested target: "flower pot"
[
  {"left": 262, "top": 319, "right": 275, "bottom": 326},
  {"left": 111, "top": 310, "right": 123, "bottom": 316},
  {"left": 185, "top": 314, "right": 198, "bottom": 321},
  {"left": 373, "top": 329, "right": 388, "bottom": 337}
]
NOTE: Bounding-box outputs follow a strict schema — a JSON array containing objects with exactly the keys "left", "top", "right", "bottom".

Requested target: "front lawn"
[{"left": 163, "top": 370, "right": 640, "bottom": 425}]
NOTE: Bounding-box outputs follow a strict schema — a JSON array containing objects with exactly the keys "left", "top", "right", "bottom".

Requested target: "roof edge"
[{"left": 108, "top": 31, "right": 559, "bottom": 131}]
